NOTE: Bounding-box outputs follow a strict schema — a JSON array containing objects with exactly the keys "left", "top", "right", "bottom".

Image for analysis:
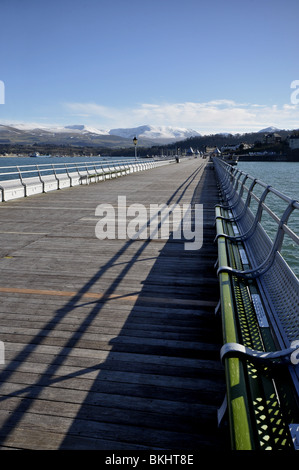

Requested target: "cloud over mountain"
[
  {"left": 109, "top": 125, "right": 201, "bottom": 142},
  {"left": 64, "top": 100, "right": 299, "bottom": 135},
  {"left": 0, "top": 123, "right": 201, "bottom": 147}
]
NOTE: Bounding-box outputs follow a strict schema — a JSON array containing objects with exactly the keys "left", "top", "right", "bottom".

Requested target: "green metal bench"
[{"left": 214, "top": 157, "right": 299, "bottom": 450}]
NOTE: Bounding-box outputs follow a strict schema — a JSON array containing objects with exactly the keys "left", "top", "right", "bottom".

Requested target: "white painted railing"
[{"left": 0, "top": 157, "right": 174, "bottom": 202}]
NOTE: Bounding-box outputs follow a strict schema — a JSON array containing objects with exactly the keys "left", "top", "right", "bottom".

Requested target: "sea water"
[{"left": 237, "top": 161, "right": 299, "bottom": 277}]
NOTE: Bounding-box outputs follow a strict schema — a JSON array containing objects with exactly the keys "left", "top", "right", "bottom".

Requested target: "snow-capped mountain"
[
  {"left": 8, "top": 123, "right": 110, "bottom": 135},
  {"left": 63, "top": 125, "right": 110, "bottom": 135},
  {"left": 258, "top": 126, "right": 281, "bottom": 133},
  {"left": 109, "top": 125, "right": 201, "bottom": 142},
  {"left": 0, "top": 122, "right": 201, "bottom": 145}
]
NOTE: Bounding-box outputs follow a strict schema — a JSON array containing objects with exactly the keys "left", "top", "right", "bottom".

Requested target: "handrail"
[
  {"left": 0, "top": 156, "right": 176, "bottom": 202},
  {"left": 0, "top": 157, "right": 155, "bottom": 181},
  {"left": 213, "top": 157, "right": 299, "bottom": 277},
  {"left": 214, "top": 156, "right": 299, "bottom": 450}
]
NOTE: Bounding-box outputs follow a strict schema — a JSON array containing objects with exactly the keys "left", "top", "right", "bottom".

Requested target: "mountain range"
[
  {"left": 0, "top": 123, "right": 201, "bottom": 147},
  {"left": 109, "top": 125, "right": 201, "bottom": 141},
  {"left": 258, "top": 126, "right": 281, "bottom": 133},
  {"left": 0, "top": 123, "right": 289, "bottom": 150}
]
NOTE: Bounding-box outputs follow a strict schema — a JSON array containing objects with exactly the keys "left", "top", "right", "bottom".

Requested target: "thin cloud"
[{"left": 64, "top": 100, "right": 299, "bottom": 133}]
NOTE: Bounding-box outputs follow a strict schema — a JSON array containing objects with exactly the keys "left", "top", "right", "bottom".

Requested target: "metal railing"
[
  {"left": 213, "top": 155, "right": 299, "bottom": 361},
  {"left": 213, "top": 156, "right": 299, "bottom": 278},
  {"left": 213, "top": 156, "right": 299, "bottom": 449},
  {"left": 0, "top": 157, "right": 148, "bottom": 181},
  {"left": 0, "top": 157, "right": 174, "bottom": 202}
]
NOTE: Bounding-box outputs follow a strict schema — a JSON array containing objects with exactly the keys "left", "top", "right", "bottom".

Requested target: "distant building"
[
  {"left": 205, "top": 146, "right": 218, "bottom": 154},
  {"left": 263, "top": 133, "right": 282, "bottom": 144},
  {"left": 186, "top": 147, "right": 194, "bottom": 155},
  {"left": 288, "top": 134, "right": 299, "bottom": 150},
  {"left": 208, "top": 147, "right": 221, "bottom": 157},
  {"left": 221, "top": 142, "right": 252, "bottom": 153},
  {"left": 221, "top": 144, "right": 239, "bottom": 152}
]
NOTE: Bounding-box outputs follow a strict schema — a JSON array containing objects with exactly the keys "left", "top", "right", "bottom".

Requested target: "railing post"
[
  {"left": 64, "top": 164, "right": 72, "bottom": 185},
  {"left": 16, "top": 166, "right": 27, "bottom": 196},
  {"left": 52, "top": 164, "right": 60, "bottom": 188},
  {"left": 36, "top": 165, "right": 45, "bottom": 192}
]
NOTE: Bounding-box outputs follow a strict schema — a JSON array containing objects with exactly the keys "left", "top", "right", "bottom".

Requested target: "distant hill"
[
  {"left": 1, "top": 122, "right": 298, "bottom": 157},
  {"left": 258, "top": 126, "right": 281, "bottom": 133},
  {"left": 109, "top": 125, "right": 201, "bottom": 143},
  {"left": 0, "top": 123, "right": 201, "bottom": 148}
]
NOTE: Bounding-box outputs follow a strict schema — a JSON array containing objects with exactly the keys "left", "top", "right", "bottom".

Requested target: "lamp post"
[{"left": 133, "top": 136, "right": 138, "bottom": 160}]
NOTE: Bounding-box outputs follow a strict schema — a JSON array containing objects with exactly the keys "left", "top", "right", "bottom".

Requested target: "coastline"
[{"left": 237, "top": 153, "right": 299, "bottom": 162}]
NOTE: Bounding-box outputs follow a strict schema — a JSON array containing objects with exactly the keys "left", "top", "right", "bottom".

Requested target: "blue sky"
[{"left": 0, "top": 0, "right": 299, "bottom": 134}]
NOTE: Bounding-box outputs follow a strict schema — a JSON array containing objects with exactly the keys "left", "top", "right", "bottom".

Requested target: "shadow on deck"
[{"left": 0, "top": 162, "right": 228, "bottom": 450}]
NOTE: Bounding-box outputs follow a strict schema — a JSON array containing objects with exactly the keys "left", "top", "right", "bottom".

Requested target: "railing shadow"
[{"left": 0, "top": 161, "right": 226, "bottom": 449}]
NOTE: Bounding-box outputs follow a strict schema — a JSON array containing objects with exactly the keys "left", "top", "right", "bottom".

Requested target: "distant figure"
[{"left": 175, "top": 156, "right": 180, "bottom": 163}]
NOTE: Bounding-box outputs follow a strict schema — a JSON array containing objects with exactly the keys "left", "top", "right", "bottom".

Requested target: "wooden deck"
[{"left": 0, "top": 158, "right": 227, "bottom": 450}]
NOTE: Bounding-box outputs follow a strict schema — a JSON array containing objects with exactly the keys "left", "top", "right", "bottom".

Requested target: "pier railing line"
[
  {"left": 0, "top": 157, "right": 175, "bottom": 202},
  {"left": 213, "top": 156, "right": 299, "bottom": 450},
  {"left": 214, "top": 157, "right": 299, "bottom": 269}
]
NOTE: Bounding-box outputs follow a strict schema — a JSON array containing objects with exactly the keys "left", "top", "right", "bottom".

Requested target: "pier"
[
  {"left": 214, "top": 158, "right": 299, "bottom": 450},
  {"left": 0, "top": 158, "right": 227, "bottom": 450}
]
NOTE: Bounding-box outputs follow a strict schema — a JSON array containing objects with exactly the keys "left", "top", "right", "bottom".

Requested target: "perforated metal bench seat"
[{"left": 213, "top": 157, "right": 299, "bottom": 450}]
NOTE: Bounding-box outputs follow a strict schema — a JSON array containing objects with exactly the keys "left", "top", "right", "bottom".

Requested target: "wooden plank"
[{"left": 0, "top": 159, "right": 227, "bottom": 450}]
